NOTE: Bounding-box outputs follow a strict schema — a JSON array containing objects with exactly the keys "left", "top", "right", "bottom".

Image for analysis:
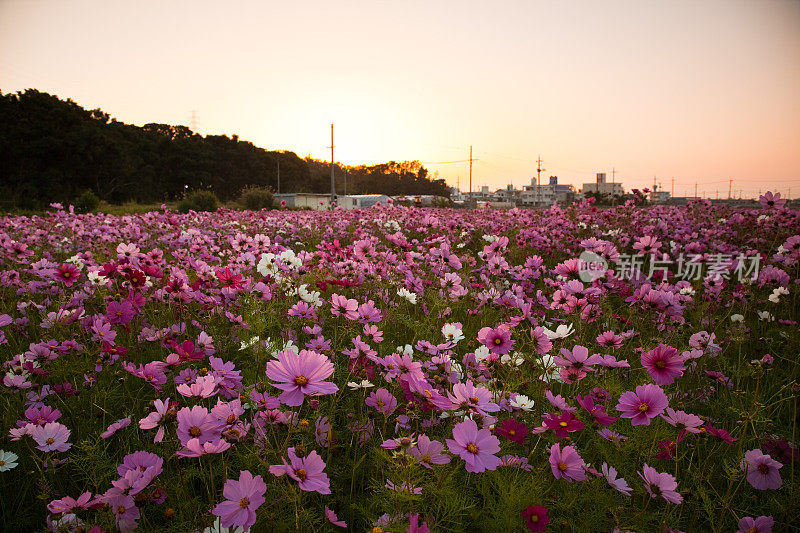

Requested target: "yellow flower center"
[
  {"left": 638, "top": 403, "right": 649, "bottom": 412},
  {"left": 189, "top": 426, "right": 201, "bottom": 437},
  {"left": 295, "top": 375, "right": 308, "bottom": 386},
  {"left": 296, "top": 468, "right": 307, "bottom": 480},
  {"left": 559, "top": 421, "right": 568, "bottom": 427},
  {"left": 466, "top": 443, "right": 478, "bottom": 454},
  {"left": 558, "top": 461, "right": 568, "bottom": 471},
  {"left": 239, "top": 497, "right": 250, "bottom": 509},
  {"left": 46, "top": 437, "right": 54, "bottom": 445}
]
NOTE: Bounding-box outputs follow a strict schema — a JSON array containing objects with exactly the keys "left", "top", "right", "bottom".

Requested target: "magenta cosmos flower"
[
  {"left": 265, "top": 349, "right": 339, "bottom": 407},
  {"left": 269, "top": 447, "right": 331, "bottom": 494},
  {"left": 639, "top": 464, "right": 683, "bottom": 503},
  {"left": 740, "top": 449, "right": 783, "bottom": 490},
  {"left": 446, "top": 418, "right": 501, "bottom": 473},
  {"left": 616, "top": 384, "right": 669, "bottom": 426},
  {"left": 641, "top": 344, "right": 685, "bottom": 385},
  {"left": 477, "top": 324, "right": 515, "bottom": 355},
  {"left": 212, "top": 470, "right": 266, "bottom": 530},
  {"left": 544, "top": 412, "right": 584, "bottom": 439},
  {"left": 54, "top": 263, "right": 80, "bottom": 286},
  {"left": 548, "top": 443, "right": 587, "bottom": 482}
]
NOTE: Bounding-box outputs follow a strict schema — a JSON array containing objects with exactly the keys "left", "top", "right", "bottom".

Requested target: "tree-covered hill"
[{"left": 0, "top": 89, "right": 450, "bottom": 208}]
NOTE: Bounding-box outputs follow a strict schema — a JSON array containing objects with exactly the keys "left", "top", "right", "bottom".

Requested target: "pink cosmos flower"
[
  {"left": 139, "top": 398, "right": 170, "bottom": 443},
  {"left": 596, "top": 330, "right": 623, "bottom": 349},
  {"left": 176, "top": 438, "right": 231, "bottom": 458},
  {"left": 601, "top": 462, "right": 632, "bottom": 496},
  {"left": 759, "top": 191, "right": 786, "bottom": 209},
  {"left": 660, "top": 408, "right": 703, "bottom": 433},
  {"left": 446, "top": 418, "right": 501, "bottom": 473},
  {"left": 641, "top": 344, "right": 685, "bottom": 385},
  {"left": 477, "top": 324, "right": 515, "bottom": 355},
  {"left": 548, "top": 443, "right": 587, "bottom": 482},
  {"left": 177, "top": 374, "right": 218, "bottom": 398},
  {"left": 357, "top": 299, "right": 383, "bottom": 324},
  {"left": 325, "top": 506, "right": 347, "bottom": 528},
  {"left": 269, "top": 447, "right": 331, "bottom": 494},
  {"left": 265, "top": 349, "right": 338, "bottom": 406},
  {"left": 409, "top": 434, "right": 451, "bottom": 468},
  {"left": 447, "top": 380, "right": 500, "bottom": 416},
  {"left": 48, "top": 491, "right": 101, "bottom": 515},
  {"left": 639, "top": 464, "right": 683, "bottom": 503},
  {"left": 736, "top": 515, "right": 774, "bottom": 533},
  {"left": 576, "top": 395, "right": 618, "bottom": 426},
  {"left": 740, "top": 449, "right": 783, "bottom": 490},
  {"left": 101, "top": 417, "right": 131, "bottom": 439},
  {"left": 105, "top": 300, "right": 135, "bottom": 325},
  {"left": 616, "top": 384, "right": 669, "bottom": 426},
  {"left": 212, "top": 470, "right": 266, "bottom": 530},
  {"left": 31, "top": 422, "right": 72, "bottom": 452},
  {"left": 105, "top": 493, "right": 139, "bottom": 532},
  {"left": 176, "top": 405, "right": 222, "bottom": 445},
  {"left": 365, "top": 388, "right": 398, "bottom": 415},
  {"left": 330, "top": 293, "right": 359, "bottom": 319}
]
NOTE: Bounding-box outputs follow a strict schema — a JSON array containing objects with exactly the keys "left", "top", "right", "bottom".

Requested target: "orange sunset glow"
[{"left": 1, "top": 0, "right": 799, "bottom": 198}]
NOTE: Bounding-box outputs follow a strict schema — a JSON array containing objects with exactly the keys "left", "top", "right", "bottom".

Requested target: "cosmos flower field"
[{"left": 0, "top": 196, "right": 798, "bottom": 532}]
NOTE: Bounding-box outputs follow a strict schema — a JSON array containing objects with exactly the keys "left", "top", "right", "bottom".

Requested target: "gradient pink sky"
[{"left": 2, "top": 0, "right": 799, "bottom": 198}]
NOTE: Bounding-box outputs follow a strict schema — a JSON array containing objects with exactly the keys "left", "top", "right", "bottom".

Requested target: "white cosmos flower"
[
  {"left": 347, "top": 380, "right": 374, "bottom": 390},
  {"left": 768, "top": 286, "right": 789, "bottom": 303},
  {"left": 757, "top": 311, "right": 775, "bottom": 322},
  {"left": 501, "top": 353, "right": 524, "bottom": 367},
  {"left": 473, "top": 345, "right": 491, "bottom": 363},
  {"left": 0, "top": 450, "right": 19, "bottom": 471},
  {"left": 730, "top": 314, "right": 744, "bottom": 323},
  {"left": 441, "top": 323, "right": 465, "bottom": 344},
  {"left": 510, "top": 394, "right": 535, "bottom": 411},
  {"left": 542, "top": 323, "right": 575, "bottom": 340},
  {"left": 397, "top": 288, "right": 417, "bottom": 305}
]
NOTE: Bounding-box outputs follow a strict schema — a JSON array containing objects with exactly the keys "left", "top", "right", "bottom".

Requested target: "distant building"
[
  {"left": 521, "top": 176, "right": 577, "bottom": 206},
  {"left": 582, "top": 173, "right": 624, "bottom": 199},
  {"left": 275, "top": 193, "right": 332, "bottom": 210},
  {"left": 339, "top": 194, "right": 389, "bottom": 209},
  {"left": 651, "top": 190, "right": 671, "bottom": 203}
]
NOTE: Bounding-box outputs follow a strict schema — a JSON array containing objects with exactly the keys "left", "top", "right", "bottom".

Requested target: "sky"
[{"left": 1, "top": 0, "right": 799, "bottom": 198}]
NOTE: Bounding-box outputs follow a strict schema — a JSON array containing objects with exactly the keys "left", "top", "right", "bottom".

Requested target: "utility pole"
[
  {"left": 277, "top": 160, "right": 280, "bottom": 194},
  {"left": 694, "top": 182, "right": 698, "bottom": 199},
  {"left": 612, "top": 167, "right": 616, "bottom": 183},
  {"left": 344, "top": 170, "right": 347, "bottom": 198},
  {"left": 328, "top": 124, "right": 335, "bottom": 205},
  {"left": 469, "top": 146, "right": 473, "bottom": 201},
  {"left": 728, "top": 179, "right": 732, "bottom": 200},
  {"left": 536, "top": 155, "right": 545, "bottom": 207},
  {"left": 190, "top": 110, "right": 199, "bottom": 132},
  {"left": 671, "top": 177, "right": 675, "bottom": 198}
]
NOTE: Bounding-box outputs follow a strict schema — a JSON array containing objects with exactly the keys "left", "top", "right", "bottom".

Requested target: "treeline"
[{"left": 0, "top": 89, "right": 450, "bottom": 209}]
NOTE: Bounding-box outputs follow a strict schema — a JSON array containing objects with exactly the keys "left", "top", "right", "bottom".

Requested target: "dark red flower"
[
  {"left": 521, "top": 505, "right": 550, "bottom": 532},
  {"left": 495, "top": 419, "right": 529, "bottom": 445}
]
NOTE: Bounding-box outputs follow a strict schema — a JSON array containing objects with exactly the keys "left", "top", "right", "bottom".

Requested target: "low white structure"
[
  {"left": 582, "top": 173, "right": 624, "bottom": 198},
  {"left": 275, "top": 193, "right": 332, "bottom": 210}
]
